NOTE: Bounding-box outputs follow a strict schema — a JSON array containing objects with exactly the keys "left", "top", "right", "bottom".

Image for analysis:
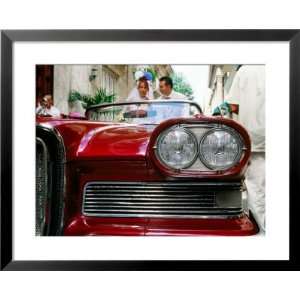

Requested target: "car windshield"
[{"left": 86, "top": 100, "right": 202, "bottom": 125}]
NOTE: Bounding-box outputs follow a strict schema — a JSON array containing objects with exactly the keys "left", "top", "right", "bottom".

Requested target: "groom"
[{"left": 158, "top": 76, "right": 187, "bottom": 99}]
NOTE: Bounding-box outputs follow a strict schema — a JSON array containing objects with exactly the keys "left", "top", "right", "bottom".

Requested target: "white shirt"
[
  {"left": 36, "top": 105, "right": 61, "bottom": 117},
  {"left": 158, "top": 90, "right": 187, "bottom": 100},
  {"left": 226, "top": 65, "right": 265, "bottom": 152}
]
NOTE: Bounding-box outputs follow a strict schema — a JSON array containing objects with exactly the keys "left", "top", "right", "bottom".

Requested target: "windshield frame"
[{"left": 85, "top": 100, "right": 203, "bottom": 123}]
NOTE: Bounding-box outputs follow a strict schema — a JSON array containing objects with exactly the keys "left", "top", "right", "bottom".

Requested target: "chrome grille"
[{"left": 82, "top": 182, "right": 242, "bottom": 218}]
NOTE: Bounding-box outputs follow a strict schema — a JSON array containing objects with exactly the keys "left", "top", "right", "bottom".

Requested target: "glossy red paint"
[
  {"left": 37, "top": 113, "right": 258, "bottom": 236},
  {"left": 37, "top": 114, "right": 250, "bottom": 175},
  {"left": 64, "top": 215, "right": 146, "bottom": 236},
  {"left": 144, "top": 214, "right": 258, "bottom": 236},
  {"left": 64, "top": 214, "right": 258, "bottom": 236},
  {"left": 37, "top": 117, "right": 152, "bottom": 161}
]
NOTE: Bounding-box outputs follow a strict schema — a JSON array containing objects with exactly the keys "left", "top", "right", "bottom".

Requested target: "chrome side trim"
[
  {"left": 36, "top": 124, "right": 66, "bottom": 235},
  {"left": 36, "top": 138, "right": 48, "bottom": 235},
  {"left": 181, "top": 123, "right": 218, "bottom": 129}
]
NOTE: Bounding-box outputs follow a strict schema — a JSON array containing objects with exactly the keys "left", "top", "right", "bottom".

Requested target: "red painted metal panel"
[
  {"left": 64, "top": 214, "right": 258, "bottom": 236},
  {"left": 37, "top": 114, "right": 257, "bottom": 236}
]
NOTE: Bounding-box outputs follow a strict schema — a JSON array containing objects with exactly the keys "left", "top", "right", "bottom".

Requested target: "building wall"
[
  {"left": 53, "top": 65, "right": 72, "bottom": 114},
  {"left": 205, "top": 64, "right": 240, "bottom": 115}
]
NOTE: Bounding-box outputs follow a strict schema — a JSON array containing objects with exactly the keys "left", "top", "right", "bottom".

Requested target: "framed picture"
[{"left": 1, "top": 30, "right": 299, "bottom": 270}]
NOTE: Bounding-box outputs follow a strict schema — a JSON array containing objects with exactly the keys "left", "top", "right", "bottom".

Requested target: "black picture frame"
[{"left": 1, "top": 29, "right": 299, "bottom": 271}]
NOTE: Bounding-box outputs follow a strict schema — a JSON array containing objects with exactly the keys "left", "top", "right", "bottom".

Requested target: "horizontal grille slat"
[
  {"left": 84, "top": 209, "right": 241, "bottom": 214},
  {"left": 85, "top": 191, "right": 214, "bottom": 195},
  {"left": 84, "top": 201, "right": 214, "bottom": 205},
  {"left": 84, "top": 205, "right": 216, "bottom": 209},
  {"left": 82, "top": 182, "right": 242, "bottom": 218},
  {"left": 85, "top": 196, "right": 215, "bottom": 201},
  {"left": 86, "top": 192, "right": 212, "bottom": 198}
]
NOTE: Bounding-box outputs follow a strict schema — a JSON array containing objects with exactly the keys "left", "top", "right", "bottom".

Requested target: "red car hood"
[{"left": 37, "top": 118, "right": 154, "bottom": 161}]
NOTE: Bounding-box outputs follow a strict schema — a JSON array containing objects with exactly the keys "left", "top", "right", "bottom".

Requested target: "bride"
[{"left": 126, "top": 76, "right": 154, "bottom": 101}]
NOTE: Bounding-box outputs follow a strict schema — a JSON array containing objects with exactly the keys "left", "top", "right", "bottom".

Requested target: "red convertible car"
[{"left": 36, "top": 100, "right": 258, "bottom": 236}]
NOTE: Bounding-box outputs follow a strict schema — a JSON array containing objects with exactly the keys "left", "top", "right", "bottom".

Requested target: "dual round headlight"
[
  {"left": 156, "top": 128, "right": 198, "bottom": 169},
  {"left": 156, "top": 126, "right": 243, "bottom": 170}
]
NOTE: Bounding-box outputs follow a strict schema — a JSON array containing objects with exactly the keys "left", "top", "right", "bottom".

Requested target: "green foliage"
[
  {"left": 68, "top": 90, "right": 82, "bottom": 103},
  {"left": 68, "top": 88, "right": 116, "bottom": 109},
  {"left": 144, "top": 67, "right": 157, "bottom": 81},
  {"left": 93, "top": 88, "right": 115, "bottom": 105},
  {"left": 171, "top": 72, "right": 194, "bottom": 99}
]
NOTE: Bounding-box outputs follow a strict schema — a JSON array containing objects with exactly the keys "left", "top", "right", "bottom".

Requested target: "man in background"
[
  {"left": 36, "top": 94, "right": 61, "bottom": 117},
  {"left": 158, "top": 76, "right": 187, "bottom": 99},
  {"left": 226, "top": 65, "right": 265, "bottom": 232}
]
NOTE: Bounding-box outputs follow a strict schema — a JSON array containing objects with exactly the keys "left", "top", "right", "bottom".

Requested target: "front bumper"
[{"left": 64, "top": 213, "right": 259, "bottom": 236}]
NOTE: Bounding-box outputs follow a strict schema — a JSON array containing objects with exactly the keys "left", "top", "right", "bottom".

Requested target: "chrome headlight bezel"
[
  {"left": 198, "top": 127, "right": 243, "bottom": 170},
  {"left": 156, "top": 126, "right": 199, "bottom": 170}
]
